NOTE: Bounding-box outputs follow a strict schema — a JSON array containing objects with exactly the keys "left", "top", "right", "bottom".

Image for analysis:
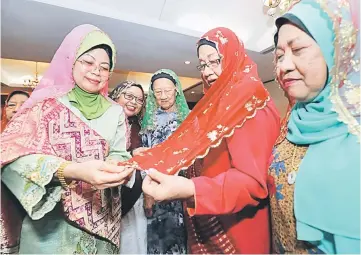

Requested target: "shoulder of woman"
[{"left": 106, "top": 103, "right": 127, "bottom": 125}]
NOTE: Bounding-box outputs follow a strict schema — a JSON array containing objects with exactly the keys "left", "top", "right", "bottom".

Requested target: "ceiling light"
[
  {"left": 263, "top": 0, "right": 281, "bottom": 8},
  {"left": 184, "top": 61, "right": 191, "bottom": 65},
  {"left": 263, "top": 0, "right": 291, "bottom": 17},
  {"left": 191, "top": 91, "right": 195, "bottom": 94},
  {"left": 23, "top": 62, "right": 40, "bottom": 89}
]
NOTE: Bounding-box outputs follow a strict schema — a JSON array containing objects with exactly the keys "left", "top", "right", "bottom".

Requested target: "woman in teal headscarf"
[
  {"left": 135, "top": 69, "right": 190, "bottom": 254},
  {"left": 269, "top": 0, "right": 360, "bottom": 253}
]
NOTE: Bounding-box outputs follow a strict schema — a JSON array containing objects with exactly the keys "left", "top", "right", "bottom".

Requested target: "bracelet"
[{"left": 57, "top": 161, "right": 72, "bottom": 189}]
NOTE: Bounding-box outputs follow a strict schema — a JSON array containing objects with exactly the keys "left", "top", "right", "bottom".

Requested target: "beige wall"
[
  {"left": 1, "top": 58, "right": 201, "bottom": 94},
  {"left": 264, "top": 80, "right": 289, "bottom": 118},
  {"left": 111, "top": 71, "right": 200, "bottom": 92}
]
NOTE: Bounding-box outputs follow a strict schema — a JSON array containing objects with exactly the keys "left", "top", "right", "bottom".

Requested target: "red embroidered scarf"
[{"left": 124, "top": 28, "right": 271, "bottom": 175}]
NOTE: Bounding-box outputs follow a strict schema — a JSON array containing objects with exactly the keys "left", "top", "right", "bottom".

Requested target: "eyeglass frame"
[
  {"left": 196, "top": 55, "right": 223, "bottom": 72},
  {"left": 6, "top": 101, "right": 25, "bottom": 109},
  {"left": 76, "top": 54, "right": 111, "bottom": 79},
  {"left": 153, "top": 88, "right": 177, "bottom": 99},
  {"left": 121, "top": 92, "right": 145, "bottom": 105}
]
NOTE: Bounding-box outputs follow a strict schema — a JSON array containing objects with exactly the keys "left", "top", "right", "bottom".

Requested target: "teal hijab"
[
  {"left": 141, "top": 69, "right": 190, "bottom": 133},
  {"left": 277, "top": 0, "right": 360, "bottom": 253}
]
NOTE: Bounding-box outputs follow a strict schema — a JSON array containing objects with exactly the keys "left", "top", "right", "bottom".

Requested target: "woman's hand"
[
  {"left": 142, "top": 169, "right": 195, "bottom": 202},
  {"left": 63, "top": 160, "right": 135, "bottom": 190},
  {"left": 132, "top": 147, "right": 149, "bottom": 156}
]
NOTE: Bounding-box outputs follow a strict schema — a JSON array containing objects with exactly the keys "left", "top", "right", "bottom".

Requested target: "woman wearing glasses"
[
  {"left": 1, "top": 90, "right": 30, "bottom": 130},
  {"left": 132, "top": 28, "right": 280, "bottom": 253},
  {"left": 1, "top": 24, "right": 135, "bottom": 254},
  {"left": 109, "top": 81, "right": 147, "bottom": 254},
  {"left": 138, "top": 69, "right": 190, "bottom": 254}
]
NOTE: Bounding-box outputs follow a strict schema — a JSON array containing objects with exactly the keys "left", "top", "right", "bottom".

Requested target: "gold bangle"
[{"left": 57, "top": 161, "right": 72, "bottom": 189}]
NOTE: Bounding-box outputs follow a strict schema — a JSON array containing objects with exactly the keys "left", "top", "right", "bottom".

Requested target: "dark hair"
[
  {"left": 6, "top": 90, "right": 30, "bottom": 104},
  {"left": 197, "top": 38, "right": 217, "bottom": 55},
  {"left": 274, "top": 14, "right": 314, "bottom": 47},
  {"left": 150, "top": 72, "right": 177, "bottom": 91},
  {"left": 131, "top": 84, "right": 145, "bottom": 97},
  {"left": 109, "top": 81, "right": 145, "bottom": 102},
  {"left": 79, "top": 44, "right": 113, "bottom": 69}
]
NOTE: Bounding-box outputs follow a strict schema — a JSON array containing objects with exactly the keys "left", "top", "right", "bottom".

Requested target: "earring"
[{"left": 275, "top": 78, "right": 282, "bottom": 89}]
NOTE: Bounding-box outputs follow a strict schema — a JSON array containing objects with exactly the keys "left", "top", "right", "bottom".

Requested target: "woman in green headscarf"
[
  {"left": 1, "top": 25, "right": 135, "bottom": 254},
  {"left": 269, "top": 0, "right": 360, "bottom": 253},
  {"left": 134, "top": 69, "right": 190, "bottom": 254}
]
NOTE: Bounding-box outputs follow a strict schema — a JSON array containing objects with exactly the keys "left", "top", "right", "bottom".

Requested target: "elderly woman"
[
  {"left": 138, "top": 69, "right": 190, "bottom": 254},
  {"left": 0, "top": 24, "right": 135, "bottom": 254},
  {"left": 129, "top": 28, "right": 280, "bottom": 253},
  {"left": 109, "top": 81, "right": 147, "bottom": 254},
  {"left": 269, "top": 0, "right": 360, "bottom": 253}
]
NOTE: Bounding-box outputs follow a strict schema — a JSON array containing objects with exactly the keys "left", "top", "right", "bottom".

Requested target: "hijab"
[
  {"left": 0, "top": 25, "right": 122, "bottom": 247},
  {"left": 109, "top": 80, "right": 145, "bottom": 125},
  {"left": 275, "top": 0, "right": 360, "bottom": 251},
  {"left": 141, "top": 69, "right": 190, "bottom": 133},
  {"left": 14, "top": 24, "right": 116, "bottom": 120},
  {"left": 1, "top": 91, "right": 30, "bottom": 131},
  {"left": 121, "top": 28, "right": 274, "bottom": 177},
  {"left": 67, "top": 44, "right": 113, "bottom": 120}
]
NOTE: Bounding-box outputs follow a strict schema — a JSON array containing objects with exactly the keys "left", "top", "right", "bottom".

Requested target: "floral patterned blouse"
[
  {"left": 141, "top": 108, "right": 187, "bottom": 254},
  {"left": 268, "top": 138, "right": 324, "bottom": 254}
]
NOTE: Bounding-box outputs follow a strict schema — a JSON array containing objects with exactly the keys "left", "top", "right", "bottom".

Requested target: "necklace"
[{"left": 291, "top": 145, "right": 301, "bottom": 171}]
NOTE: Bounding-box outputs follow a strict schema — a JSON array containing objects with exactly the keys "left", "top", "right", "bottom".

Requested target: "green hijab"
[
  {"left": 141, "top": 69, "right": 190, "bottom": 133},
  {"left": 68, "top": 30, "right": 116, "bottom": 120},
  {"left": 68, "top": 85, "right": 111, "bottom": 120}
]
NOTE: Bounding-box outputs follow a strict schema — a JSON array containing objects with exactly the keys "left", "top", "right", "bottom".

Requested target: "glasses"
[
  {"left": 153, "top": 89, "right": 176, "bottom": 99},
  {"left": 196, "top": 58, "right": 222, "bottom": 72},
  {"left": 77, "top": 57, "right": 111, "bottom": 78},
  {"left": 122, "top": 92, "right": 144, "bottom": 105},
  {"left": 6, "top": 102, "right": 24, "bottom": 109}
]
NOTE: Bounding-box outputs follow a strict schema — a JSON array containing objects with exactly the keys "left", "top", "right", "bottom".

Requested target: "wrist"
[
  {"left": 184, "top": 179, "right": 195, "bottom": 199},
  {"left": 62, "top": 162, "right": 80, "bottom": 181},
  {"left": 56, "top": 161, "right": 74, "bottom": 189}
]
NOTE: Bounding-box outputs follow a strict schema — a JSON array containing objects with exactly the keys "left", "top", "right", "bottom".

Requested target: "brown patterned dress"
[{"left": 268, "top": 113, "right": 324, "bottom": 254}]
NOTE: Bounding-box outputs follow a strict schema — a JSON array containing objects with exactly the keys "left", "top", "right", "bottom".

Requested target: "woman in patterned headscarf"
[
  {"left": 138, "top": 69, "right": 190, "bottom": 254},
  {"left": 269, "top": 0, "right": 360, "bottom": 253},
  {"left": 109, "top": 81, "right": 146, "bottom": 254},
  {"left": 1, "top": 25, "right": 135, "bottom": 254}
]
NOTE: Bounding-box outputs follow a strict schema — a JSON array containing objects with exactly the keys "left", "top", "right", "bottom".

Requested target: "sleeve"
[
  {"left": 128, "top": 122, "right": 142, "bottom": 152},
  {"left": 107, "top": 109, "right": 132, "bottom": 162},
  {"left": 139, "top": 132, "right": 152, "bottom": 179},
  {"left": 141, "top": 132, "right": 152, "bottom": 148},
  {"left": 121, "top": 123, "right": 143, "bottom": 216},
  {"left": 187, "top": 102, "right": 280, "bottom": 216},
  {"left": 121, "top": 170, "right": 143, "bottom": 216},
  {"left": 107, "top": 108, "right": 134, "bottom": 187},
  {"left": 1, "top": 154, "right": 66, "bottom": 220}
]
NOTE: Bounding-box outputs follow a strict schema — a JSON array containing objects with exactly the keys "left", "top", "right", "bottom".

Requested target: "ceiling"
[{"left": 1, "top": 0, "right": 277, "bottom": 101}]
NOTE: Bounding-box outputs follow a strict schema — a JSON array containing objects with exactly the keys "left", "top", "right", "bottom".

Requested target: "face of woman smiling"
[
  {"left": 116, "top": 86, "right": 144, "bottom": 117},
  {"left": 275, "top": 23, "right": 328, "bottom": 102},
  {"left": 73, "top": 48, "right": 111, "bottom": 93}
]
